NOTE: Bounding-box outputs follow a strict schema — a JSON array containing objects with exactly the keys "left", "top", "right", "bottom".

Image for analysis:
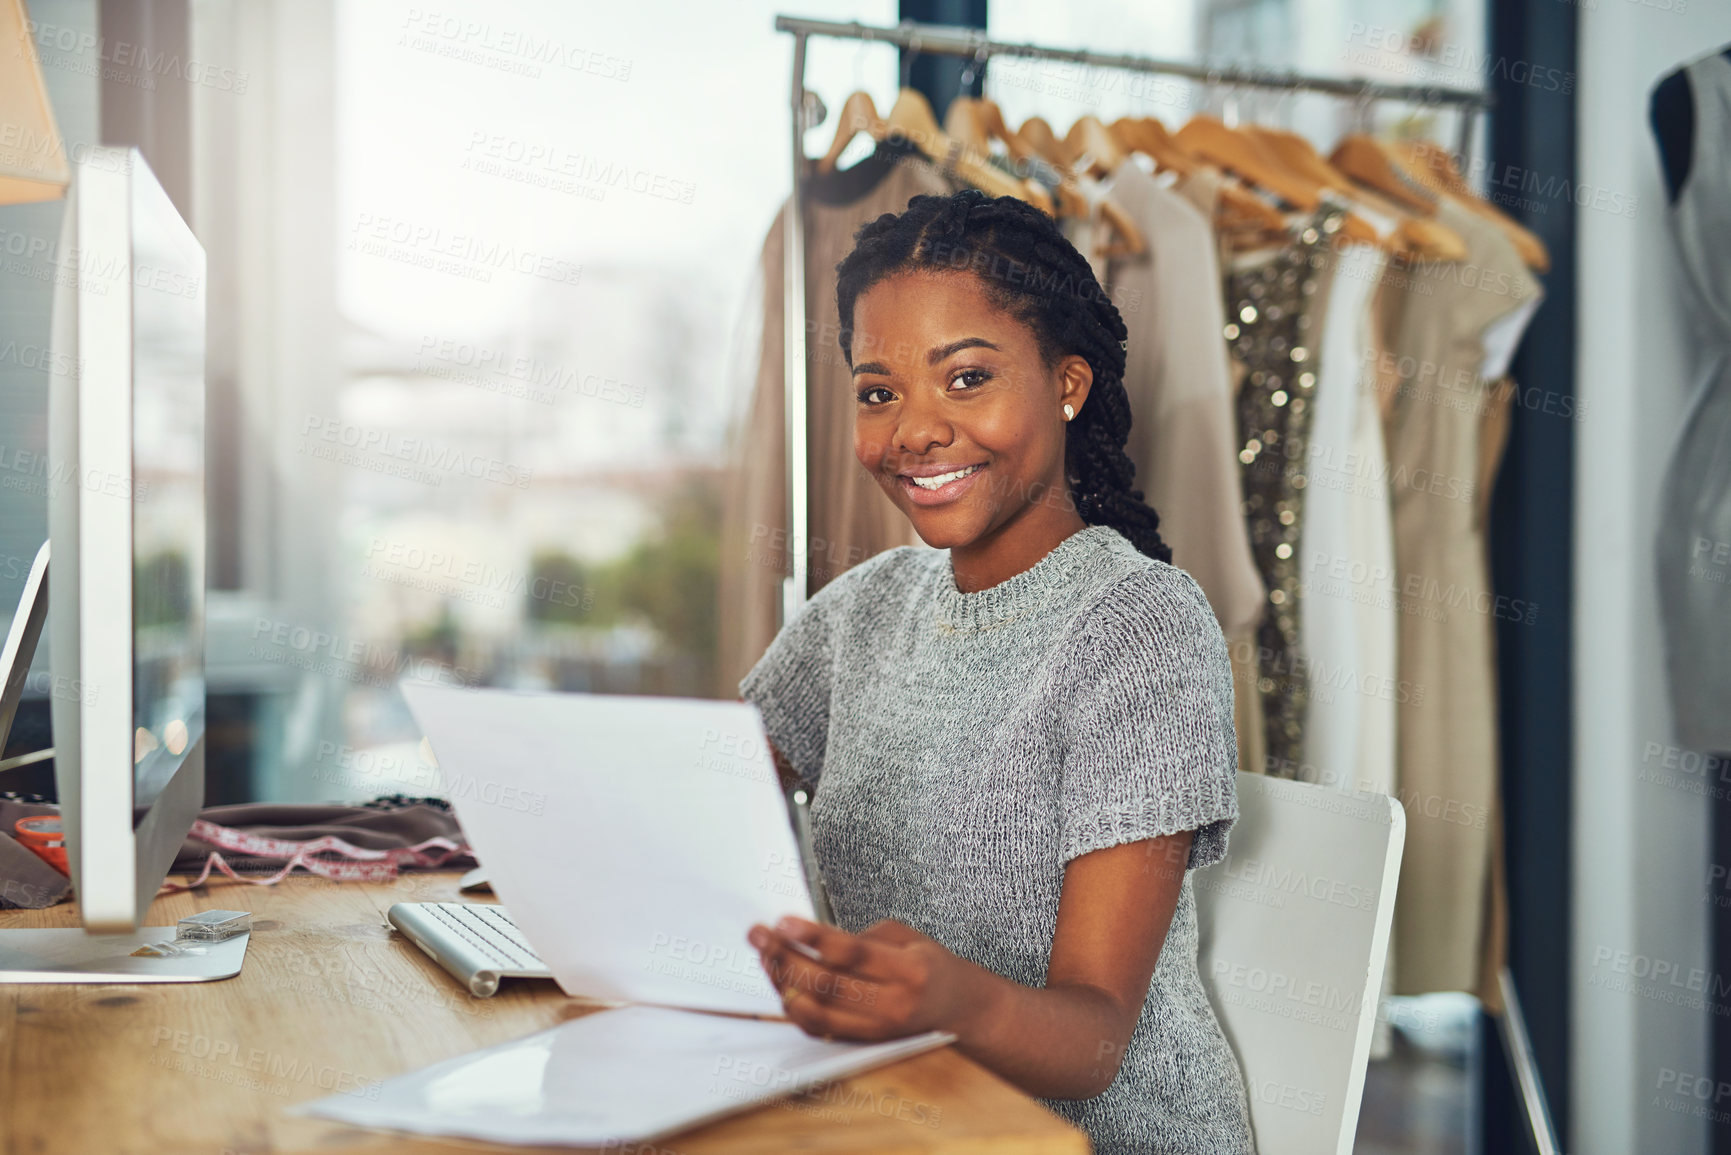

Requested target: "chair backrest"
[{"left": 1192, "top": 771, "right": 1405, "bottom": 1155}]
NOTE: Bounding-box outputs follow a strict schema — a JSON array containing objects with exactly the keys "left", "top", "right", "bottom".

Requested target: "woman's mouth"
[{"left": 897, "top": 462, "right": 986, "bottom": 506}]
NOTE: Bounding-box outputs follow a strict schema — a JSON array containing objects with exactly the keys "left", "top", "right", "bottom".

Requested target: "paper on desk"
[
  {"left": 399, "top": 684, "right": 816, "bottom": 1016},
  {"left": 292, "top": 1004, "right": 955, "bottom": 1147}
]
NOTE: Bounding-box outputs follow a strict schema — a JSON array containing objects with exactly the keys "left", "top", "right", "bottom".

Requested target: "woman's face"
[{"left": 849, "top": 270, "right": 1092, "bottom": 552}]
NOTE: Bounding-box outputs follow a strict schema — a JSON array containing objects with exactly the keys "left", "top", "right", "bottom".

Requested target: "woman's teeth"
[{"left": 909, "top": 464, "right": 981, "bottom": 490}]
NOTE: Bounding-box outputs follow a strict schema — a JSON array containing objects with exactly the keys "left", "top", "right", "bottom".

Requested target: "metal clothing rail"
[{"left": 775, "top": 15, "right": 1495, "bottom": 110}]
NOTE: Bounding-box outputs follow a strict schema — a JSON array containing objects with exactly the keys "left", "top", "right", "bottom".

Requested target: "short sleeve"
[
  {"left": 738, "top": 582, "right": 841, "bottom": 793},
  {"left": 1058, "top": 567, "right": 1240, "bottom": 871}
]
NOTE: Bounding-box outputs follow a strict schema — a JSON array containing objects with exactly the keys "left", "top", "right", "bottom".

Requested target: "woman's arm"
[{"left": 748, "top": 828, "right": 1192, "bottom": 1099}]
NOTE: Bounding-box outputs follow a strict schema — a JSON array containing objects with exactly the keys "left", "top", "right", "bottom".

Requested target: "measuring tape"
[{"left": 157, "top": 819, "right": 468, "bottom": 893}]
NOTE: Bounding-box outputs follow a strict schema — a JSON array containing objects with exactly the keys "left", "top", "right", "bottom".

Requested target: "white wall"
[{"left": 1575, "top": 8, "right": 1731, "bottom": 1154}]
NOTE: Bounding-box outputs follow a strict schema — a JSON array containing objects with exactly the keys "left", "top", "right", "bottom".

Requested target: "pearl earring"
[{"left": 1063, "top": 404, "right": 1075, "bottom": 421}]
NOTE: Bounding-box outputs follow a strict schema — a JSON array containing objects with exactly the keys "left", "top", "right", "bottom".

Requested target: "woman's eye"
[
  {"left": 857, "top": 385, "right": 894, "bottom": 405},
  {"left": 950, "top": 368, "right": 992, "bottom": 390}
]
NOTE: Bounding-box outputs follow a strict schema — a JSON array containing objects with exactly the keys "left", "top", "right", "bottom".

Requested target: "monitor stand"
[
  {"left": 0, "top": 541, "right": 248, "bottom": 982},
  {"left": 0, "top": 928, "right": 249, "bottom": 982},
  {"left": 0, "top": 540, "right": 50, "bottom": 771}
]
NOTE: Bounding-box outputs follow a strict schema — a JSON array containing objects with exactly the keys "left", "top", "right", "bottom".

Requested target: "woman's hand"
[
  {"left": 746, "top": 916, "right": 986, "bottom": 1042},
  {"left": 744, "top": 833, "right": 1194, "bottom": 1100}
]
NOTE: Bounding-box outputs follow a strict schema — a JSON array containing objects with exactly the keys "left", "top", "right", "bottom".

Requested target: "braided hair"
[{"left": 834, "top": 188, "right": 1171, "bottom": 564}]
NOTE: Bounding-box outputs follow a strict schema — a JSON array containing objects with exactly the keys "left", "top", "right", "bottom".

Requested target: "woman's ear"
[{"left": 1057, "top": 355, "right": 1093, "bottom": 419}]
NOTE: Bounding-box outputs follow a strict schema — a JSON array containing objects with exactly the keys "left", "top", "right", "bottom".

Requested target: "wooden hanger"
[
  {"left": 1110, "top": 117, "right": 1196, "bottom": 175},
  {"left": 1395, "top": 139, "right": 1550, "bottom": 271},
  {"left": 816, "top": 91, "right": 886, "bottom": 175},
  {"left": 1054, "top": 116, "right": 1148, "bottom": 255},
  {"left": 816, "top": 89, "right": 1053, "bottom": 212},
  {"left": 1328, "top": 134, "right": 1472, "bottom": 261},
  {"left": 1054, "top": 115, "right": 1149, "bottom": 256},
  {"left": 887, "top": 89, "right": 1055, "bottom": 210},
  {"left": 988, "top": 115, "right": 1144, "bottom": 256},
  {"left": 1325, "top": 172, "right": 1469, "bottom": 263},
  {"left": 1363, "top": 192, "right": 1471, "bottom": 263},
  {"left": 1016, "top": 116, "right": 1068, "bottom": 167},
  {"left": 949, "top": 97, "right": 1042, "bottom": 168},
  {"left": 943, "top": 98, "right": 1087, "bottom": 223},
  {"left": 1329, "top": 134, "right": 1435, "bottom": 214},
  {"left": 950, "top": 96, "right": 1068, "bottom": 196},
  {"left": 1063, "top": 115, "right": 1127, "bottom": 180},
  {"left": 1116, "top": 115, "right": 1451, "bottom": 260},
  {"left": 1246, "top": 126, "right": 1353, "bottom": 195},
  {"left": 943, "top": 95, "right": 990, "bottom": 150},
  {"left": 976, "top": 99, "right": 1036, "bottom": 164},
  {"left": 1111, "top": 116, "right": 1289, "bottom": 234},
  {"left": 1175, "top": 114, "right": 1321, "bottom": 210},
  {"left": 864, "top": 101, "right": 1203, "bottom": 260},
  {"left": 1237, "top": 126, "right": 1387, "bottom": 250},
  {"left": 1177, "top": 115, "right": 1416, "bottom": 254}
]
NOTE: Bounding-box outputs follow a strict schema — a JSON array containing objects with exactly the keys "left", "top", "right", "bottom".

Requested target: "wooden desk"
[{"left": 0, "top": 872, "right": 1088, "bottom": 1155}]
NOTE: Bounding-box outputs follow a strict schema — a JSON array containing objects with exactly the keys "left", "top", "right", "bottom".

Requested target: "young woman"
[{"left": 742, "top": 188, "right": 1253, "bottom": 1154}]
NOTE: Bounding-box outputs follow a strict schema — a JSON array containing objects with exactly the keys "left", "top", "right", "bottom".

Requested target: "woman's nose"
[{"left": 891, "top": 391, "right": 954, "bottom": 458}]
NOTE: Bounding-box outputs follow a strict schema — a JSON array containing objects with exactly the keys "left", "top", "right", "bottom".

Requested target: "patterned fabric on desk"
[
  {"left": 175, "top": 797, "right": 476, "bottom": 872},
  {"left": 0, "top": 795, "right": 473, "bottom": 909}
]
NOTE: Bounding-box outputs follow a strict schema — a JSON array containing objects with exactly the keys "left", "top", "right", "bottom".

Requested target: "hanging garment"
[
  {"left": 1351, "top": 341, "right": 1400, "bottom": 791},
  {"left": 717, "top": 144, "right": 955, "bottom": 695},
  {"left": 1056, "top": 177, "right": 1113, "bottom": 287},
  {"left": 1656, "top": 51, "right": 1731, "bottom": 754},
  {"left": 1163, "top": 166, "right": 1271, "bottom": 775},
  {"left": 1299, "top": 238, "right": 1400, "bottom": 1051},
  {"left": 1377, "top": 197, "right": 1541, "bottom": 997},
  {"left": 1171, "top": 167, "right": 1228, "bottom": 231},
  {"left": 1300, "top": 240, "right": 1398, "bottom": 798},
  {"left": 1103, "top": 159, "right": 1266, "bottom": 640},
  {"left": 1471, "top": 371, "right": 1521, "bottom": 1016},
  {"left": 1225, "top": 207, "right": 1349, "bottom": 776}
]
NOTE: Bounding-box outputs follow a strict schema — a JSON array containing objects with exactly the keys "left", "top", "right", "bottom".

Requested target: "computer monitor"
[
  {"left": 0, "top": 148, "right": 238, "bottom": 981},
  {"left": 47, "top": 145, "right": 207, "bottom": 934}
]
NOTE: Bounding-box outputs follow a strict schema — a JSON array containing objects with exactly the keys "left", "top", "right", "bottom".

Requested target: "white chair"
[{"left": 1193, "top": 771, "right": 1406, "bottom": 1155}]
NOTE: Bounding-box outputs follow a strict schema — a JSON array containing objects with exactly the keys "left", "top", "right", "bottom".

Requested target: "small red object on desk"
[{"left": 14, "top": 816, "right": 69, "bottom": 876}]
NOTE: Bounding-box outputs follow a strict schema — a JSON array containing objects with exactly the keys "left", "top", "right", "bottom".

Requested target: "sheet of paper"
[
  {"left": 292, "top": 1004, "right": 954, "bottom": 1147},
  {"left": 400, "top": 684, "right": 815, "bottom": 1016}
]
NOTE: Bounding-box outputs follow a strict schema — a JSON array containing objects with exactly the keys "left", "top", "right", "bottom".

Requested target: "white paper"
[
  {"left": 292, "top": 1004, "right": 954, "bottom": 1147},
  {"left": 399, "top": 685, "right": 816, "bottom": 1016}
]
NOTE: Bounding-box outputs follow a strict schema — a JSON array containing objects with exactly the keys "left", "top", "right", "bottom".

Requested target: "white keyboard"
[{"left": 387, "top": 901, "right": 553, "bottom": 997}]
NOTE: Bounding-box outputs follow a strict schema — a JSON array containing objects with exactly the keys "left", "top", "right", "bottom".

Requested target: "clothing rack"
[
  {"left": 770, "top": 19, "right": 1556, "bottom": 1151},
  {"left": 771, "top": 15, "right": 1552, "bottom": 1152}
]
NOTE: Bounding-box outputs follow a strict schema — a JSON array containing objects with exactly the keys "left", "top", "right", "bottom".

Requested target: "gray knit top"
[{"left": 741, "top": 525, "right": 1254, "bottom": 1154}]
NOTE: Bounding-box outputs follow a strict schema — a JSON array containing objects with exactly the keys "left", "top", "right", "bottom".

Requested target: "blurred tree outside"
[
  {"left": 135, "top": 549, "right": 194, "bottom": 628},
  {"left": 402, "top": 603, "right": 461, "bottom": 669},
  {"left": 526, "top": 472, "right": 720, "bottom": 691}
]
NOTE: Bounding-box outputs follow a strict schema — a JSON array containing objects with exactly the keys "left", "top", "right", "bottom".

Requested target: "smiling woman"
[
  {"left": 740, "top": 189, "right": 1254, "bottom": 1155},
  {"left": 837, "top": 191, "right": 1172, "bottom": 591}
]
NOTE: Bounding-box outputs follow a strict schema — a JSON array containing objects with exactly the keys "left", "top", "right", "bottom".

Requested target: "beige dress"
[
  {"left": 1101, "top": 163, "right": 1270, "bottom": 778},
  {"left": 1376, "top": 198, "right": 1541, "bottom": 997},
  {"left": 716, "top": 145, "right": 954, "bottom": 696},
  {"left": 1170, "top": 169, "right": 1270, "bottom": 776},
  {"left": 1103, "top": 160, "right": 1266, "bottom": 640}
]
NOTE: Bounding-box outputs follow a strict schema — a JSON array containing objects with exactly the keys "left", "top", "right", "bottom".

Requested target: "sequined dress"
[{"left": 1225, "top": 208, "right": 1346, "bottom": 773}]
